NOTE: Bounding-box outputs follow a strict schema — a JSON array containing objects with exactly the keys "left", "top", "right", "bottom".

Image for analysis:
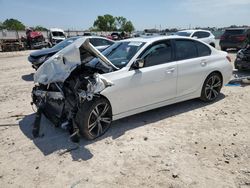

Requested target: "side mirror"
[
  {"left": 192, "top": 36, "right": 198, "bottom": 39},
  {"left": 132, "top": 58, "right": 145, "bottom": 69}
]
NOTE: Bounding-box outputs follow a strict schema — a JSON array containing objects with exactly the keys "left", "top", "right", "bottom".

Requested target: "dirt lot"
[{"left": 0, "top": 50, "right": 250, "bottom": 188}]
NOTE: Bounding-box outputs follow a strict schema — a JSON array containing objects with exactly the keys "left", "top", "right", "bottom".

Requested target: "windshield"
[
  {"left": 175, "top": 31, "right": 192, "bottom": 37},
  {"left": 224, "top": 29, "right": 245, "bottom": 35},
  {"left": 52, "top": 37, "right": 80, "bottom": 50},
  {"left": 52, "top": 31, "right": 65, "bottom": 37},
  {"left": 87, "top": 41, "right": 145, "bottom": 69}
]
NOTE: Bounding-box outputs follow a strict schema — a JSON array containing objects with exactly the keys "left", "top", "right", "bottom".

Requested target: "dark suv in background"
[{"left": 219, "top": 28, "right": 250, "bottom": 51}]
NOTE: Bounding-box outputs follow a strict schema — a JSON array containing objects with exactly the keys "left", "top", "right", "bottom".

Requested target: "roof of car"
[
  {"left": 225, "top": 28, "right": 249, "bottom": 30},
  {"left": 121, "top": 35, "right": 192, "bottom": 43},
  {"left": 50, "top": 28, "right": 64, "bottom": 32},
  {"left": 178, "top": 29, "right": 211, "bottom": 33},
  {"left": 68, "top": 35, "right": 113, "bottom": 41}
]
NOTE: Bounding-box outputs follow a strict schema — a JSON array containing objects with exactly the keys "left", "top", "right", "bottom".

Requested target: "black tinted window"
[
  {"left": 175, "top": 31, "right": 192, "bottom": 37},
  {"left": 141, "top": 40, "right": 172, "bottom": 67},
  {"left": 196, "top": 41, "right": 211, "bottom": 57},
  {"left": 193, "top": 31, "right": 210, "bottom": 38},
  {"left": 175, "top": 40, "right": 197, "bottom": 60},
  {"left": 90, "top": 38, "right": 113, "bottom": 46},
  {"left": 224, "top": 29, "right": 245, "bottom": 35}
]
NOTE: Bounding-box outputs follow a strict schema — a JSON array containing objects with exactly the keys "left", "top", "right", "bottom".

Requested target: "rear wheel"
[
  {"left": 200, "top": 73, "right": 222, "bottom": 102},
  {"left": 75, "top": 97, "right": 112, "bottom": 140}
]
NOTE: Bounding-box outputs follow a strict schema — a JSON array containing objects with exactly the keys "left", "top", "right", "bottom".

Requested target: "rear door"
[{"left": 174, "top": 39, "right": 212, "bottom": 97}]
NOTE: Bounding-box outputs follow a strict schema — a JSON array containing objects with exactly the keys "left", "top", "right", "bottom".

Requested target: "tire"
[
  {"left": 200, "top": 72, "right": 222, "bottom": 102},
  {"left": 75, "top": 97, "right": 112, "bottom": 140}
]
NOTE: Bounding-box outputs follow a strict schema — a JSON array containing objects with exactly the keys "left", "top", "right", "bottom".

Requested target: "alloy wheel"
[
  {"left": 87, "top": 102, "right": 112, "bottom": 138},
  {"left": 205, "top": 75, "right": 222, "bottom": 101}
]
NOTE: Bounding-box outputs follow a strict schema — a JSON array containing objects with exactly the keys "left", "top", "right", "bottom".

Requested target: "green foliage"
[
  {"left": 0, "top": 22, "right": 5, "bottom": 29},
  {"left": 33, "top": 25, "right": 48, "bottom": 31},
  {"left": 115, "top": 16, "right": 127, "bottom": 31},
  {"left": 94, "top": 14, "right": 116, "bottom": 31},
  {"left": 2, "top": 18, "right": 25, "bottom": 30},
  {"left": 123, "top": 21, "right": 134, "bottom": 33},
  {"left": 93, "top": 15, "right": 135, "bottom": 32}
]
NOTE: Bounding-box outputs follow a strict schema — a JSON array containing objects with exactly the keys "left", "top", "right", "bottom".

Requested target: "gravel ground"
[{"left": 0, "top": 50, "right": 249, "bottom": 188}]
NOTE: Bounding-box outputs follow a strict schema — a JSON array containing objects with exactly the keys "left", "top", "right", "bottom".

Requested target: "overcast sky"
[{"left": 0, "top": 0, "right": 250, "bottom": 30}]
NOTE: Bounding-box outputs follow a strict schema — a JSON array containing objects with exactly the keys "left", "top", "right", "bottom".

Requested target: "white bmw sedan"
[{"left": 32, "top": 36, "right": 232, "bottom": 140}]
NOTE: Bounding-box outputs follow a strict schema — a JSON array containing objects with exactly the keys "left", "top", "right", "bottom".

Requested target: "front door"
[{"left": 104, "top": 40, "right": 177, "bottom": 115}]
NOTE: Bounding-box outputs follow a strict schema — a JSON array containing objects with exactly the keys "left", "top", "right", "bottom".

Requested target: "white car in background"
[
  {"left": 32, "top": 36, "right": 232, "bottom": 140},
  {"left": 175, "top": 30, "right": 216, "bottom": 47}
]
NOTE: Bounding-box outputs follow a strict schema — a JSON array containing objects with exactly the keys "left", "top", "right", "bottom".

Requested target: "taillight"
[
  {"left": 226, "top": 56, "right": 231, "bottom": 62},
  {"left": 235, "top": 35, "right": 246, "bottom": 41}
]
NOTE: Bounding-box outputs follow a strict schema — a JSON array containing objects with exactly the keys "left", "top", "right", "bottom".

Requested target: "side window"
[
  {"left": 89, "top": 38, "right": 98, "bottom": 46},
  {"left": 193, "top": 31, "right": 210, "bottom": 38},
  {"left": 201, "top": 31, "right": 210, "bottom": 38},
  {"left": 193, "top": 32, "right": 202, "bottom": 38},
  {"left": 103, "top": 39, "right": 114, "bottom": 46},
  {"left": 175, "top": 40, "right": 197, "bottom": 60},
  {"left": 141, "top": 40, "right": 172, "bottom": 67},
  {"left": 89, "top": 38, "right": 113, "bottom": 46},
  {"left": 196, "top": 41, "right": 211, "bottom": 57}
]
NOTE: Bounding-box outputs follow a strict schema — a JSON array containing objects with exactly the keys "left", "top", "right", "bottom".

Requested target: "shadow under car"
[{"left": 19, "top": 95, "right": 225, "bottom": 161}]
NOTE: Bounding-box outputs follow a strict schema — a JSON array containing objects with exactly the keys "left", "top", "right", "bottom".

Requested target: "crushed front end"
[
  {"left": 235, "top": 46, "right": 250, "bottom": 70},
  {"left": 31, "top": 38, "right": 117, "bottom": 141}
]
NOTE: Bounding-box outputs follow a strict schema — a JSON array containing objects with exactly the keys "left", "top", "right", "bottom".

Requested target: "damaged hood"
[{"left": 34, "top": 37, "right": 118, "bottom": 84}]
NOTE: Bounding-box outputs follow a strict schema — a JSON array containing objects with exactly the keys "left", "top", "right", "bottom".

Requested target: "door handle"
[{"left": 165, "top": 67, "right": 175, "bottom": 74}]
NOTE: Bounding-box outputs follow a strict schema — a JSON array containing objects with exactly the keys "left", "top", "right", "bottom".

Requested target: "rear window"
[
  {"left": 193, "top": 31, "right": 210, "bottom": 38},
  {"left": 224, "top": 29, "right": 245, "bottom": 35},
  {"left": 175, "top": 31, "right": 192, "bottom": 37}
]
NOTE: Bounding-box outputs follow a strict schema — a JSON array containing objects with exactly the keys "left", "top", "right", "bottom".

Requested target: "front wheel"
[
  {"left": 75, "top": 97, "right": 112, "bottom": 140},
  {"left": 200, "top": 73, "right": 222, "bottom": 102}
]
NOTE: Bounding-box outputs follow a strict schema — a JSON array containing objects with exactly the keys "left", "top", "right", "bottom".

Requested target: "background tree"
[
  {"left": 2, "top": 18, "right": 25, "bottom": 30},
  {"left": 115, "top": 16, "right": 127, "bottom": 31},
  {"left": 93, "top": 14, "right": 116, "bottom": 31},
  {"left": 33, "top": 25, "right": 48, "bottom": 31},
  {"left": 123, "top": 21, "right": 134, "bottom": 33},
  {"left": 0, "top": 22, "right": 5, "bottom": 29}
]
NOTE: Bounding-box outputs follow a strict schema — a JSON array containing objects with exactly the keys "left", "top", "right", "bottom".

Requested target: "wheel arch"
[
  {"left": 207, "top": 70, "right": 223, "bottom": 83},
  {"left": 199, "top": 70, "right": 224, "bottom": 101},
  {"left": 200, "top": 70, "right": 223, "bottom": 95},
  {"left": 99, "top": 94, "right": 113, "bottom": 117}
]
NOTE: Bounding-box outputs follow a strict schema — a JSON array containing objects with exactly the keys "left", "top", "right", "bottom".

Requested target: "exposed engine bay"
[{"left": 31, "top": 38, "right": 116, "bottom": 141}]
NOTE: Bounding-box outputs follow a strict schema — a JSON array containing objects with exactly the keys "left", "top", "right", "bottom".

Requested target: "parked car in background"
[
  {"left": 219, "top": 28, "right": 250, "bottom": 51},
  {"left": 24, "top": 28, "right": 48, "bottom": 49},
  {"left": 175, "top": 30, "right": 216, "bottom": 47},
  {"left": 32, "top": 36, "right": 232, "bottom": 140},
  {"left": 235, "top": 45, "right": 250, "bottom": 70},
  {"left": 28, "top": 36, "right": 114, "bottom": 69},
  {"left": 48, "top": 28, "right": 66, "bottom": 47}
]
